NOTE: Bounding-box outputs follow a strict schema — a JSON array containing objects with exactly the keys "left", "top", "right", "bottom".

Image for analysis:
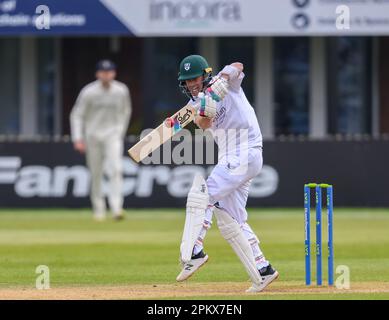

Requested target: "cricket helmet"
[{"left": 178, "top": 55, "right": 213, "bottom": 100}]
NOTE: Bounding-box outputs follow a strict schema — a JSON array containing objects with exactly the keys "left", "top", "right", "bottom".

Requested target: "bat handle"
[{"left": 193, "top": 94, "right": 203, "bottom": 112}]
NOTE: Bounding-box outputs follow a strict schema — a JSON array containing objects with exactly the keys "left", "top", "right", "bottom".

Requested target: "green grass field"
[{"left": 0, "top": 208, "right": 388, "bottom": 300}]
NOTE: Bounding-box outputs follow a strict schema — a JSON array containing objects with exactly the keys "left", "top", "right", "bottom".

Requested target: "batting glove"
[
  {"left": 198, "top": 92, "right": 217, "bottom": 118},
  {"left": 206, "top": 76, "right": 229, "bottom": 102}
]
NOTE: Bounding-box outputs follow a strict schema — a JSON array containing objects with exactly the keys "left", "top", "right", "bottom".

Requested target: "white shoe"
[
  {"left": 176, "top": 251, "right": 209, "bottom": 282},
  {"left": 246, "top": 264, "right": 279, "bottom": 293},
  {"left": 93, "top": 213, "right": 106, "bottom": 222}
]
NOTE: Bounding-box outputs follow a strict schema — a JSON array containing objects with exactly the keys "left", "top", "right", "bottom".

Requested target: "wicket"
[{"left": 304, "top": 183, "right": 334, "bottom": 286}]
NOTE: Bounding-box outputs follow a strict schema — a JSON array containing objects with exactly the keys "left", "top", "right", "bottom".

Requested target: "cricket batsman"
[
  {"left": 176, "top": 55, "right": 279, "bottom": 293},
  {"left": 70, "top": 60, "right": 132, "bottom": 221}
]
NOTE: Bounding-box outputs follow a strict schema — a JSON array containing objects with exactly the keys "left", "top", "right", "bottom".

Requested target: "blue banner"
[{"left": 0, "top": 0, "right": 132, "bottom": 35}]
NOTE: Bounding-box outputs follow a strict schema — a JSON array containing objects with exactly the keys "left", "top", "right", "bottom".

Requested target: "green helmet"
[
  {"left": 178, "top": 55, "right": 212, "bottom": 81},
  {"left": 178, "top": 55, "right": 213, "bottom": 100}
]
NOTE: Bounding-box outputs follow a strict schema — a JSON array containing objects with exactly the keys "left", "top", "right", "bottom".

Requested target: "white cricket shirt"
[
  {"left": 70, "top": 80, "right": 132, "bottom": 142},
  {"left": 192, "top": 67, "right": 263, "bottom": 160}
]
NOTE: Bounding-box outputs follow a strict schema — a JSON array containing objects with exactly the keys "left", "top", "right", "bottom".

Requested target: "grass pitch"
[{"left": 0, "top": 208, "right": 388, "bottom": 300}]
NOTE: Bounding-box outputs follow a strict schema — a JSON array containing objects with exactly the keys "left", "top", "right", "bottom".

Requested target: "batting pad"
[
  {"left": 180, "top": 174, "right": 209, "bottom": 263},
  {"left": 214, "top": 208, "right": 262, "bottom": 286}
]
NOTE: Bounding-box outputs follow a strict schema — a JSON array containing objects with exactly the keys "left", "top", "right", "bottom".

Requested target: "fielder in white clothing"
[
  {"left": 176, "top": 55, "right": 278, "bottom": 293},
  {"left": 70, "top": 60, "right": 132, "bottom": 221}
]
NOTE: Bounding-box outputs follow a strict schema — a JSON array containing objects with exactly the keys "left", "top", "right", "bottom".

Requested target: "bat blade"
[{"left": 128, "top": 104, "right": 196, "bottom": 163}]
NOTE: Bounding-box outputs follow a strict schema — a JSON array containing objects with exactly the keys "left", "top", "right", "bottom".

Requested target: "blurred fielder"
[
  {"left": 70, "top": 60, "right": 132, "bottom": 221},
  {"left": 176, "top": 55, "right": 278, "bottom": 293}
]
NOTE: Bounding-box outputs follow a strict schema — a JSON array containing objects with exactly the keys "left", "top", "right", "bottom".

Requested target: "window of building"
[
  {"left": 37, "top": 38, "right": 56, "bottom": 135},
  {"left": 327, "top": 37, "right": 372, "bottom": 134},
  {"left": 379, "top": 37, "right": 389, "bottom": 133},
  {"left": 0, "top": 38, "right": 20, "bottom": 134},
  {"left": 142, "top": 38, "right": 199, "bottom": 130},
  {"left": 218, "top": 37, "right": 255, "bottom": 104},
  {"left": 273, "top": 37, "right": 310, "bottom": 135},
  {"left": 61, "top": 37, "right": 142, "bottom": 136}
]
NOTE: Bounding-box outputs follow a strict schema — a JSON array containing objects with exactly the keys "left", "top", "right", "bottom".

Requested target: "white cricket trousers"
[
  {"left": 207, "top": 147, "right": 263, "bottom": 223},
  {"left": 193, "top": 147, "right": 269, "bottom": 270},
  {"left": 85, "top": 136, "right": 123, "bottom": 216}
]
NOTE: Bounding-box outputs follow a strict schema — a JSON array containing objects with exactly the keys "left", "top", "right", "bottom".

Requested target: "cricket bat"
[{"left": 128, "top": 103, "right": 197, "bottom": 163}]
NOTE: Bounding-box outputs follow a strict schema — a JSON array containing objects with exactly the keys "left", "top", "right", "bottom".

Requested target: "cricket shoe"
[
  {"left": 246, "top": 264, "right": 279, "bottom": 293},
  {"left": 176, "top": 250, "right": 209, "bottom": 282},
  {"left": 113, "top": 212, "right": 125, "bottom": 221},
  {"left": 93, "top": 213, "right": 106, "bottom": 222}
]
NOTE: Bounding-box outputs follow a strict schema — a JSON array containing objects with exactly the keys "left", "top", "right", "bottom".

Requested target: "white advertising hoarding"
[{"left": 101, "top": 0, "right": 389, "bottom": 36}]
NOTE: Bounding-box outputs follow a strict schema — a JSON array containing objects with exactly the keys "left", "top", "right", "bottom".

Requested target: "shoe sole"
[
  {"left": 246, "top": 271, "right": 280, "bottom": 293},
  {"left": 265, "top": 271, "right": 279, "bottom": 289},
  {"left": 113, "top": 216, "right": 124, "bottom": 221},
  {"left": 176, "top": 255, "right": 209, "bottom": 282}
]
